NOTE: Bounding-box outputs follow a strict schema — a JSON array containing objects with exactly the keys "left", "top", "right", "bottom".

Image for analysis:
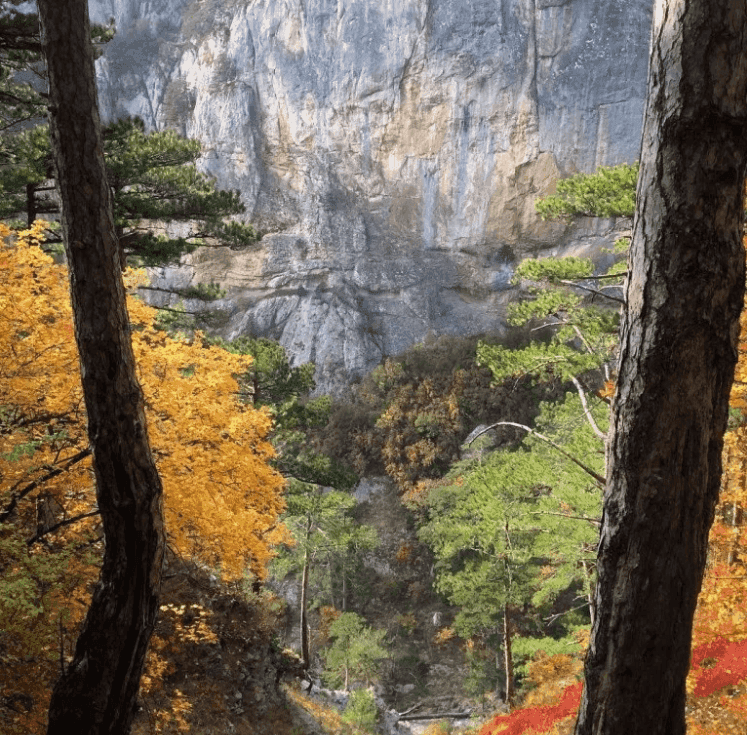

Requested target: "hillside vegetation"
[{"left": 3, "top": 145, "right": 747, "bottom": 735}]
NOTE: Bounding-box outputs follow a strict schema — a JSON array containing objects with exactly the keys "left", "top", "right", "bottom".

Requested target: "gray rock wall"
[{"left": 89, "top": 0, "right": 651, "bottom": 394}]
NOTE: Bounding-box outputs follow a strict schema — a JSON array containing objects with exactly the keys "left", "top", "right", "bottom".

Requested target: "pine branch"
[
  {"left": 527, "top": 510, "right": 601, "bottom": 526},
  {"left": 468, "top": 422, "right": 605, "bottom": 486},
  {"left": 570, "top": 375, "right": 607, "bottom": 441},
  {"left": 558, "top": 279, "right": 625, "bottom": 304}
]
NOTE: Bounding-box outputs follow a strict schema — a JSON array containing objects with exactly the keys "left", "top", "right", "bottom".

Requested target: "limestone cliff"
[{"left": 89, "top": 0, "right": 651, "bottom": 393}]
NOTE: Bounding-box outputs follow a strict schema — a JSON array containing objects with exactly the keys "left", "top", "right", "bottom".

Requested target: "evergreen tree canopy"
[
  {"left": 0, "top": 123, "right": 54, "bottom": 223},
  {"left": 477, "top": 251, "right": 623, "bottom": 389},
  {"left": 0, "top": 1, "right": 44, "bottom": 131},
  {"left": 104, "top": 117, "right": 259, "bottom": 265},
  {"left": 479, "top": 163, "right": 632, "bottom": 391},
  {"left": 1, "top": 116, "right": 259, "bottom": 264},
  {"left": 418, "top": 389, "right": 604, "bottom": 686},
  {"left": 534, "top": 162, "right": 639, "bottom": 221},
  {"left": 226, "top": 336, "right": 357, "bottom": 490},
  {"left": 0, "top": 2, "right": 113, "bottom": 131},
  {"left": 322, "top": 612, "right": 387, "bottom": 690}
]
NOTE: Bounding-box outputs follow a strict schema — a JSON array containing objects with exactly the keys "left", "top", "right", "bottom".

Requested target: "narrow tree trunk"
[
  {"left": 300, "top": 518, "right": 312, "bottom": 670},
  {"left": 39, "top": 2, "right": 166, "bottom": 733},
  {"left": 581, "top": 558, "right": 595, "bottom": 630},
  {"left": 503, "top": 602, "right": 514, "bottom": 710},
  {"left": 341, "top": 562, "right": 347, "bottom": 612},
  {"left": 26, "top": 182, "right": 37, "bottom": 227},
  {"left": 727, "top": 498, "right": 741, "bottom": 565},
  {"left": 576, "top": 1, "right": 747, "bottom": 733},
  {"left": 726, "top": 441, "right": 744, "bottom": 565}
]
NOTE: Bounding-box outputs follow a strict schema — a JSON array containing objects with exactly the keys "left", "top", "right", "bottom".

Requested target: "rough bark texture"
[
  {"left": 576, "top": 1, "right": 747, "bottom": 733},
  {"left": 39, "top": 1, "right": 166, "bottom": 733}
]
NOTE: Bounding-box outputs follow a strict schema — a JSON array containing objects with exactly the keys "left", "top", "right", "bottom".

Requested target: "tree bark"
[
  {"left": 38, "top": 2, "right": 166, "bottom": 734},
  {"left": 503, "top": 602, "right": 514, "bottom": 710},
  {"left": 576, "top": 1, "right": 747, "bottom": 733},
  {"left": 300, "top": 517, "right": 312, "bottom": 670}
]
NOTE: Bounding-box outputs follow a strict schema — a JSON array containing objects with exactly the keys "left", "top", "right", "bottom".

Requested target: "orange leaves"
[
  {"left": 369, "top": 376, "right": 464, "bottom": 492},
  {"left": 596, "top": 380, "right": 615, "bottom": 402}
]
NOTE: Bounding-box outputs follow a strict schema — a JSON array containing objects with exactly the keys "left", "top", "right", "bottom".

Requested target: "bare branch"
[
  {"left": 0, "top": 447, "right": 91, "bottom": 525},
  {"left": 526, "top": 510, "right": 601, "bottom": 526},
  {"left": 570, "top": 375, "right": 607, "bottom": 441},
  {"left": 468, "top": 422, "right": 605, "bottom": 486},
  {"left": 27, "top": 509, "right": 100, "bottom": 546},
  {"left": 558, "top": 279, "right": 625, "bottom": 304}
]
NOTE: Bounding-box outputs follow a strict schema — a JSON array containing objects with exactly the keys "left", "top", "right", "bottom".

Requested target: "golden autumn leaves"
[
  {"left": 0, "top": 220, "right": 289, "bottom": 581},
  {"left": 1, "top": 219, "right": 293, "bottom": 732}
]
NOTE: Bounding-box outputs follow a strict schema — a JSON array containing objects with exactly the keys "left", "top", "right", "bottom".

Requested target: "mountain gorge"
[{"left": 89, "top": 0, "right": 651, "bottom": 394}]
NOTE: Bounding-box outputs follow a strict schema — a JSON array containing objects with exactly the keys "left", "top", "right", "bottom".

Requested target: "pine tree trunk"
[
  {"left": 581, "top": 559, "right": 595, "bottom": 630},
  {"left": 503, "top": 602, "right": 514, "bottom": 710},
  {"left": 26, "top": 182, "right": 36, "bottom": 227},
  {"left": 341, "top": 562, "right": 347, "bottom": 612},
  {"left": 39, "top": 2, "right": 166, "bottom": 733},
  {"left": 576, "top": 1, "right": 747, "bottom": 733},
  {"left": 300, "top": 518, "right": 312, "bottom": 670}
]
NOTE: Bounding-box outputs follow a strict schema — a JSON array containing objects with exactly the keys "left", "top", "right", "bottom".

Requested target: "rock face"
[{"left": 89, "top": 0, "right": 651, "bottom": 394}]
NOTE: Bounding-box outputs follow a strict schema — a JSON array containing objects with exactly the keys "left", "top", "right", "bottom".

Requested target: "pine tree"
[
  {"left": 0, "top": 1, "right": 113, "bottom": 132},
  {"left": 0, "top": 1, "right": 49, "bottom": 131},
  {"left": 534, "top": 162, "right": 638, "bottom": 221},
  {"left": 575, "top": 0, "right": 747, "bottom": 728},
  {"left": 419, "top": 389, "right": 605, "bottom": 706},
  {"left": 273, "top": 480, "right": 377, "bottom": 668},
  {"left": 104, "top": 117, "right": 258, "bottom": 266},
  {"left": 1, "top": 116, "right": 259, "bottom": 264},
  {"left": 322, "top": 612, "right": 387, "bottom": 691},
  {"left": 0, "top": 123, "right": 55, "bottom": 225},
  {"left": 415, "top": 162, "right": 634, "bottom": 709},
  {"left": 38, "top": 0, "right": 164, "bottom": 728}
]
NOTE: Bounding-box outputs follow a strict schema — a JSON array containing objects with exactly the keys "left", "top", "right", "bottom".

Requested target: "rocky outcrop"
[{"left": 89, "top": 0, "right": 651, "bottom": 393}]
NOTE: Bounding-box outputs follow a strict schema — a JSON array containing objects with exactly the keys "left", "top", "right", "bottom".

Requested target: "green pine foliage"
[
  {"left": 272, "top": 480, "right": 377, "bottom": 607},
  {"left": 173, "top": 281, "right": 226, "bottom": 301},
  {"left": 0, "top": 2, "right": 46, "bottom": 130},
  {"left": 0, "top": 4, "right": 114, "bottom": 132},
  {"left": 322, "top": 613, "right": 388, "bottom": 690},
  {"left": 418, "top": 389, "right": 604, "bottom": 682},
  {"left": 534, "top": 162, "right": 639, "bottom": 220},
  {"left": 105, "top": 117, "right": 259, "bottom": 264},
  {"left": 1, "top": 116, "right": 259, "bottom": 265},
  {"left": 0, "top": 3, "right": 113, "bottom": 223},
  {"left": 414, "top": 162, "right": 638, "bottom": 696},
  {"left": 106, "top": 118, "right": 257, "bottom": 262},
  {"left": 477, "top": 251, "right": 623, "bottom": 384},
  {"left": 0, "top": 125, "right": 54, "bottom": 224},
  {"left": 214, "top": 335, "right": 357, "bottom": 489},
  {"left": 518, "top": 393, "right": 604, "bottom": 611},
  {"left": 418, "top": 453, "right": 539, "bottom": 639},
  {"left": 342, "top": 689, "right": 379, "bottom": 728},
  {"left": 218, "top": 336, "right": 316, "bottom": 408}
]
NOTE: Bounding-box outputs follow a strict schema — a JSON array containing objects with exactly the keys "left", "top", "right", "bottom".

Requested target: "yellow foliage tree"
[{"left": 0, "top": 222, "right": 288, "bottom": 733}]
